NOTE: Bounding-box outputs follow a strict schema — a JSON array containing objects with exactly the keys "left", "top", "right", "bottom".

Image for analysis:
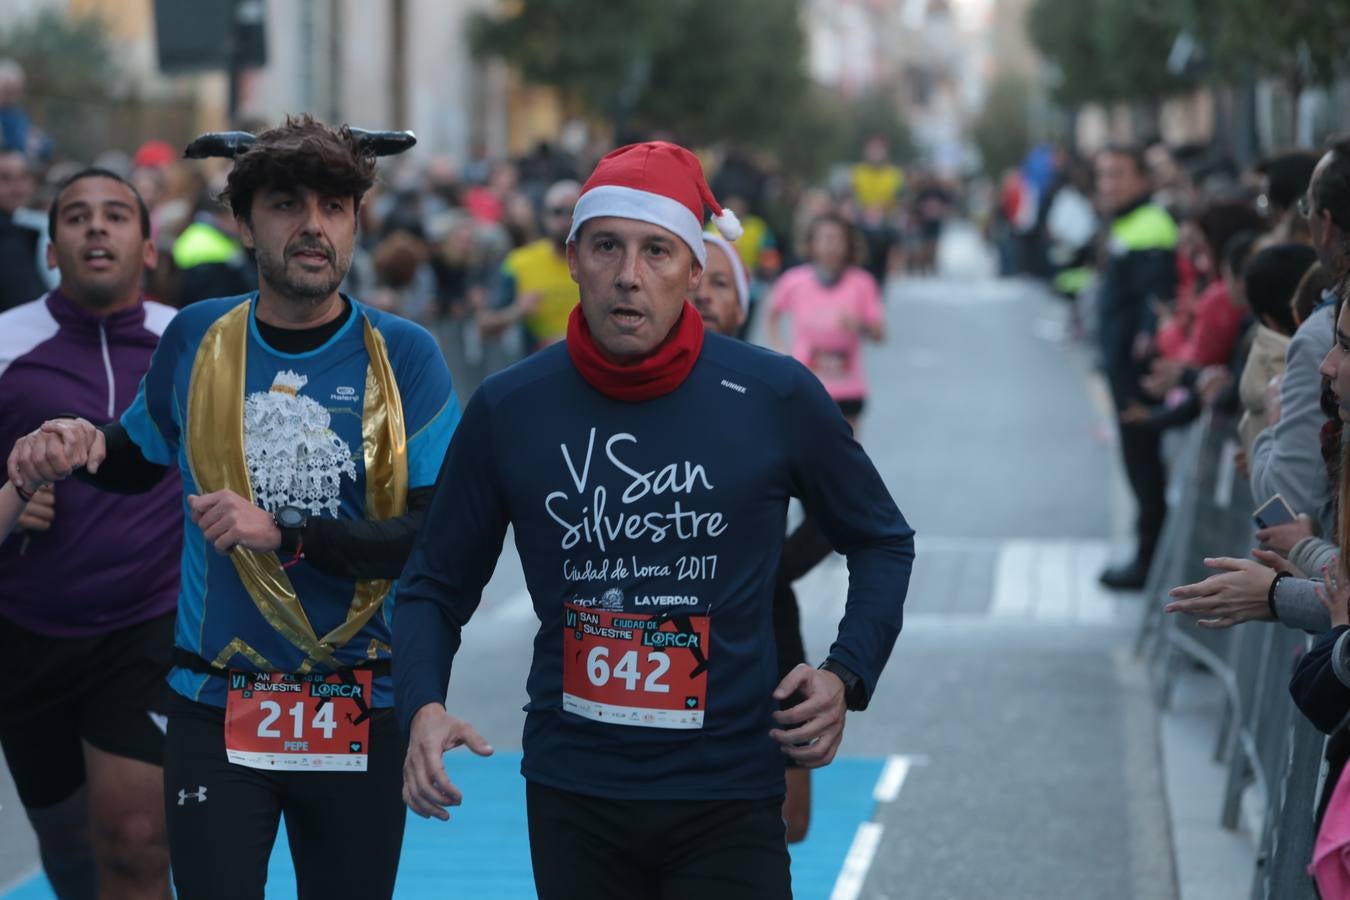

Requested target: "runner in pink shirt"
[{"left": 766, "top": 213, "right": 885, "bottom": 428}]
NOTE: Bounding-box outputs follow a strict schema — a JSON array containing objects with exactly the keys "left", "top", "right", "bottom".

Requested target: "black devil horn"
[
  {"left": 184, "top": 131, "right": 258, "bottom": 160},
  {"left": 348, "top": 128, "right": 417, "bottom": 157}
]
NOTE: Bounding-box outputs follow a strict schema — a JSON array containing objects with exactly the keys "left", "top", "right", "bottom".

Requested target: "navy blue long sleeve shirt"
[
  {"left": 1291, "top": 625, "right": 1350, "bottom": 734},
  {"left": 394, "top": 334, "right": 915, "bottom": 800}
]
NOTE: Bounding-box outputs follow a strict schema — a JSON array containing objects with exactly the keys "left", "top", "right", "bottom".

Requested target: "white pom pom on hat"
[
  {"left": 567, "top": 141, "right": 743, "bottom": 266},
  {"left": 711, "top": 208, "right": 743, "bottom": 242}
]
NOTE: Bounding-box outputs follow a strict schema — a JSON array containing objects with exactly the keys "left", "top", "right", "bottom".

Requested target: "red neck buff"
[{"left": 566, "top": 302, "right": 705, "bottom": 402}]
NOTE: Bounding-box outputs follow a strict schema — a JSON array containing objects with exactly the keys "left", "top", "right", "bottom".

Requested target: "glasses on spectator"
[
  {"left": 546, "top": 207, "right": 571, "bottom": 217},
  {"left": 1299, "top": 194, "right": 1314, "bottom": 219}
]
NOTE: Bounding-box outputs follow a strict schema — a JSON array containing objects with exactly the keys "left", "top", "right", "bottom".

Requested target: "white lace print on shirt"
[{"left": 243, "top": 369, "right": 356, "bottom": 515}]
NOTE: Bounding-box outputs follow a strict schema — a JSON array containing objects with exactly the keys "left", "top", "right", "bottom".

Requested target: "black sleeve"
[
  {"left": 1289, "top": 625, "right": 1350, "bottom": 734},
  {"left": 73, "top": 423, "right": 171, "bottom": 495},
  {"left": 395, "top": 391, "right": 511, "bottom": 731},
  {"left": 291, "top": 486, "right": 436, "bottom": 581},
  {"left": 1213, "top": 330, "right": 1254, "bottom": 416},
  {"left": 776, "top": 515, "right": 835, "bottom": 587},
  {"left": 1139, "top": 391, "right": 1202, "bottom": 432},
  {"left": 772, "top": 582, "right": 808, "bottom": 681},
  {"left": 1129, "top": 249, "right": 1178, "bottom": 316}
]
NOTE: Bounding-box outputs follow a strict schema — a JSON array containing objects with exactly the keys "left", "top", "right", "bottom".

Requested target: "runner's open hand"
[
  {"left": 769, "top": 664, "right": 846, "bottom": 768},
  {"left": 403, "top": 704, "right": 494, "bottom": 820},
  {"left": 188, "top": 490, "right": 281, "bottom": 554}
]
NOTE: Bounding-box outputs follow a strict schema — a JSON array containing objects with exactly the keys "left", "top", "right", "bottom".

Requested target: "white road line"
[
  {"left": 827, "top": 755, "right": 921, "bottom": 900},
  {"left": 990, "top": 540, "right": 1034, "bottom": 617},
  {"left": 872, "top": 754, "right": 913, "bottom": 803},
  {"left": 1035, "top": 541, "right": 1074, "bottom": 621},
  {"left": 0, "top": 866, "right": 40, "bottom": 896},
  {"left": 1074, "top": 542, "right": 1117, "bottom": 624},
  {"left": 829, "top": 822, "right": 885, "bottom": 900},
  {"left": 913, "top": 535, "right": 1004, "bottom": 553},
  {"left": 989, "top": 539, "right": 1123, "bottom": 624}
]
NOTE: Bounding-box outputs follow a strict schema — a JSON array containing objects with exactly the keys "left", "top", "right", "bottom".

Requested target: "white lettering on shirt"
[{"left": 544, "top": 431, "right": 728, "bottom": 551}]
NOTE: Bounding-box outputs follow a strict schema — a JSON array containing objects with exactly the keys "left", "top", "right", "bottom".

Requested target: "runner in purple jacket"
[{"left": 0, "top": 168, "right": 180, "bottom": 899}]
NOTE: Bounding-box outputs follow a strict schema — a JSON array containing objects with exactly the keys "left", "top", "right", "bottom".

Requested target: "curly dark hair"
[{"left": 220, "top": 114, "right": 376, "bottom": 223}]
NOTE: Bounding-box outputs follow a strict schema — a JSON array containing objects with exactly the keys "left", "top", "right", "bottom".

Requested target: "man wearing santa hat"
[{"left": 395, "top": 141, "right": 915, "bottom": 898}]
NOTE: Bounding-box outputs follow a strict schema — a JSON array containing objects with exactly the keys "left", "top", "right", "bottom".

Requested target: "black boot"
[{"left": 1099, "top": 556, "right": 1150, "bottom": 590}]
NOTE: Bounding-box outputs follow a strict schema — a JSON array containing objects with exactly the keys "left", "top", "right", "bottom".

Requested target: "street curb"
[{"left": 1159, "top": 667, "right": 1259, "bottom": 900}]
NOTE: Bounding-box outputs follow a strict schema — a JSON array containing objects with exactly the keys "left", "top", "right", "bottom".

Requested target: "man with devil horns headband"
[
  {"left": 9, "top": 114, "right": 458, "bottom": 899},
  {"left": 395, "top": 141, "right": 915, "bottom": 898}
]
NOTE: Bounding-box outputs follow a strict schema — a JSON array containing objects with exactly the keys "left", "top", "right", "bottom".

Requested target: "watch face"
[{"left": 276, "top": 506, "right": 306, "bottom": 529}]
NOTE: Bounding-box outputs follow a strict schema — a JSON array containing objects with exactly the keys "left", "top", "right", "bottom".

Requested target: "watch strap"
[
  {"left": 273, "top": 508, "right": 307, "bottom": 556},
  {"left": 819, "top": 659, "right": 865, "bottom": 710}
]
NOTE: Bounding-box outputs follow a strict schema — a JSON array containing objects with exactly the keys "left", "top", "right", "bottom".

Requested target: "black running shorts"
[
  {"left": 527, "top": 781, "right": 792, "bottom": 900},
  {"left": 0, "top": 612, "right": 175, "bottom": 809}
]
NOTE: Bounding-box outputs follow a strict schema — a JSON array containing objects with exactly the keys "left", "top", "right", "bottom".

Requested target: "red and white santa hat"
[
  {"left": 567, "top": 141, "right": 742, "bottom": 268},
  {"left": 702, "top": 233, "right": 750, "bottom": 314}
]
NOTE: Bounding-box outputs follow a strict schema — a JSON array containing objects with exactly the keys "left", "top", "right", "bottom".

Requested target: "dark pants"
[
  {"left": 1119, "top": 420, "right": 1167, "bottom": 563},
  {"left": 0, "top": 612, "right": 174, "bottom": 809},
  {"left": 526, "top": 782, "right": 792, "bottom": 900},
  {"left": 163, "top": 697, "right": 407, "bottom": 900}
]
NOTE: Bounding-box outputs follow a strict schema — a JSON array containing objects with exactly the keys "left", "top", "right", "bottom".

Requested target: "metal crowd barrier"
[{"left": 1135, "top": 411, "right": 1325, "bottom": 900}]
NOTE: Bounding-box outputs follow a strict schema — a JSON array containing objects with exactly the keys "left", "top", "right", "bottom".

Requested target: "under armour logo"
[{"left": 177, "top": 786, "right": 208, "bottom": 805}]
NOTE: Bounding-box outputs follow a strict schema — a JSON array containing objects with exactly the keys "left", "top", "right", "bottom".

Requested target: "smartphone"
[{"left": 1253, "top": 493, "right": 1297, "bottom": 530}]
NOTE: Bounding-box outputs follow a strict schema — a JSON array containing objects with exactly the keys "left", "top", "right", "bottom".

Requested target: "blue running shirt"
[{"left": 121, "top": 295, "right": 459, "bottom": 707}]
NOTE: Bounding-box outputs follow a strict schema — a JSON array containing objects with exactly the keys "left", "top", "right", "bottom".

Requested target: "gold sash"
[{"left": 186, "top": 299, "right": 407, "bottom": 673}]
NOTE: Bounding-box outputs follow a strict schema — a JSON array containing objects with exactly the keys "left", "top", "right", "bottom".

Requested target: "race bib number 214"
[{"left": 224, "top": 670, "right": 372, "bottom": 771}]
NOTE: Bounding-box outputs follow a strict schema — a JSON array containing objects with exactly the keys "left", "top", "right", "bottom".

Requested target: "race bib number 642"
[{"left": 562, "top": 602, "right": 710, "bottom": 729}]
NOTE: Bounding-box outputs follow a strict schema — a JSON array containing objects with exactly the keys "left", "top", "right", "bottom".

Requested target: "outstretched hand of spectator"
[{"left": 1165, "top": 556, "right": 1278, "bottom": 629}]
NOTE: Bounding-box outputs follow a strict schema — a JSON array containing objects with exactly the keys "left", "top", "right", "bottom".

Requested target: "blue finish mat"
[{"left": 5, "top": 753, "right": 886, "bottom": 899}]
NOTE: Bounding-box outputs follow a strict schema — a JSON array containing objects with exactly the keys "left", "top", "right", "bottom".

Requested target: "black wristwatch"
[
  {"left": 273, "top": 505, "right": 308, "bottom": 555},
  {"left": 819, "top": 659, "right": 866, "bottom": 711}
]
